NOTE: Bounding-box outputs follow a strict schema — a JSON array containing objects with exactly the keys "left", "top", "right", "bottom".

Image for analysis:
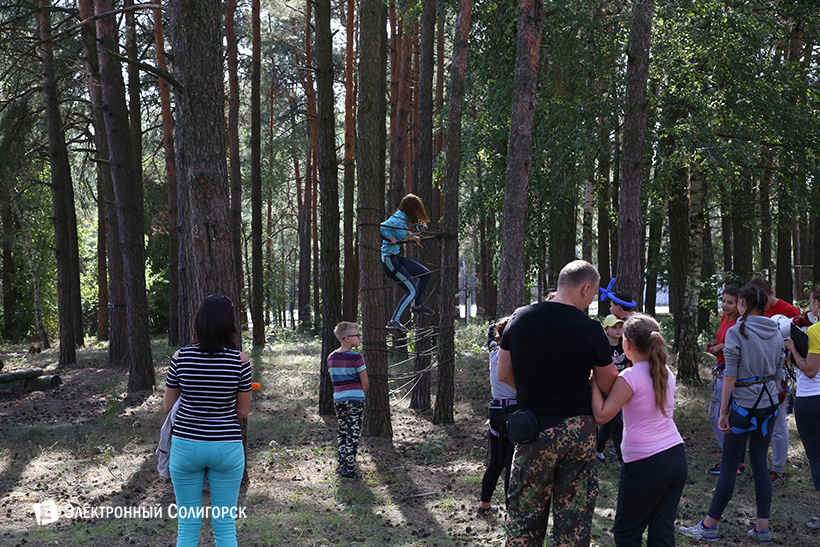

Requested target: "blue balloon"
[{"left": 599, "top": 278, "right": 637, "bottom": 308}]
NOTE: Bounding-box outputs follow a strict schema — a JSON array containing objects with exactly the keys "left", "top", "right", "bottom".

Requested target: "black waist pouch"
[{"left": 507, "top": 409, "right": 540, "bottom": 444}]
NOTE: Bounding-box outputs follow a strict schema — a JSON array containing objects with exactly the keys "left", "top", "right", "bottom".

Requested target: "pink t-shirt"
[{"left": 620, "top": 361, "right": 683, "bottom": 463}]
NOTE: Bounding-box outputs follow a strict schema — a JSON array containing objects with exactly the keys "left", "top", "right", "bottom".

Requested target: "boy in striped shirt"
[{"left": 329, "top": 322, "right": 369, "bottom": 478}]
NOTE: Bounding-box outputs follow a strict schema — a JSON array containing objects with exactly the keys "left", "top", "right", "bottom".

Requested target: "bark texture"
[
  {"left": 95, "top": 0, "right": 154, "bottom": 390},
  {"left": 36, "top": 0, "right": 79, "bottom": 365},
  {"left": 617, "top": 0, "right": 654, "bottom": 304},
  {"left": 358, "top": 0, "right": 391, "bottom": 438},
  {"left": 315, "top": 0, "right": 342, "bottom": 416},
  {"left": 433, "top": 0, "right": 473, "bottom": 425},
  {"left": 168, "top": 0, "right": 239, "bottom": 343},
  {"left": 496, "top": 0, "right": 545, "bottom": 315}
]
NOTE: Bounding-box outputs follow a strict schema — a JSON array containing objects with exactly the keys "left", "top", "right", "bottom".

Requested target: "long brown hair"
[
  {"left": 623, "top": 314, "right": 670, "bottom": 417},
  {"left": 398, "top": 193, "right": 430, "bottom": 224},
  {"left": 737, "top": 283, "right": 768, "bottom": 339}
]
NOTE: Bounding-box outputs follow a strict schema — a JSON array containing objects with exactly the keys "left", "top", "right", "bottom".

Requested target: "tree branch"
[{"left": 103, "top": 47, "right": 184, "bottom": 93}]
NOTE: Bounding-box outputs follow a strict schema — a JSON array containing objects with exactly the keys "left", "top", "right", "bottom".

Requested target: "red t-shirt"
[
  {"left": 764, "top": 298, "right": 800, "bottom": 319},
  {"left": 715, "top": 314, "right": 738, "bottom": 366}
]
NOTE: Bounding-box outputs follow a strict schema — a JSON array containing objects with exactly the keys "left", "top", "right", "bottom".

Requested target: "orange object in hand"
[{"left": 251, "top": 382, "right": 261, "bottom": 391}]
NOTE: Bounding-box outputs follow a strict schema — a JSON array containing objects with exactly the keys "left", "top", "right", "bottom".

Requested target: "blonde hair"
[
  {"left": 623, "top": 314, "right": 670, "bottom": 417},
  {"left": 334, "top": 321, "right": 360, "bottom": 343}
]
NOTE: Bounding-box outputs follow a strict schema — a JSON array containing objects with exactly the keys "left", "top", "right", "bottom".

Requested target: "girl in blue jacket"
[{"left": 381, "top": 194, "right": 433, "bottom": 332}]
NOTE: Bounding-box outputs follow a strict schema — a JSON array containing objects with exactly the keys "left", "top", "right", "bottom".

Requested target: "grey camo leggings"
[{"left": 335, "top": 400, "right": 365, "bottom": 474}]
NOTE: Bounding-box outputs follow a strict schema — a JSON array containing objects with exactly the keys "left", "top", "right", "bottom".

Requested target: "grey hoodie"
[{"left": 723, "top": 315, "right": 785, "bottom": 409}]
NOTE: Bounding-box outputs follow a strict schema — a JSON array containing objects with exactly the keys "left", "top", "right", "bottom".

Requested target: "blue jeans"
[
  {"left": 614, "top": 444, "right": 687, "bottom": 547},
  {"left": 170, "top": 438, "right": 245, "bottom": 547}
]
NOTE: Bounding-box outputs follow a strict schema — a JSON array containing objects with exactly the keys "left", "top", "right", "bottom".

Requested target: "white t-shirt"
[{"left": 797, "top": 322, "right": 820, "bottom": 398}]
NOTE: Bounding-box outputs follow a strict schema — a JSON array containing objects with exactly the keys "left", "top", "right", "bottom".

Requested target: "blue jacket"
[{"left": 380, "top": 210, "right": 409, "bottom": 259}]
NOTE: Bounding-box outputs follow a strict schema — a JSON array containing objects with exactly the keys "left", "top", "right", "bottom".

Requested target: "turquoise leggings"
[{"left": 169, "top": 438, "right": 244, "bottom": 547}]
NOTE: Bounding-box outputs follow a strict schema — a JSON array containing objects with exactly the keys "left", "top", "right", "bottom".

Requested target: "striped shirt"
[
  {"left": 328, "top": 350, "right": 366, "bottom": 402},
  {"left": 166, "top": 345, "right": 252, "bottom": 442}
]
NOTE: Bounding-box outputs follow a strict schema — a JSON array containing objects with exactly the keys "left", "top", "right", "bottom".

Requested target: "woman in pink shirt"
[{"left": 591, "top": 314, "right": 687, "bottom": 546}]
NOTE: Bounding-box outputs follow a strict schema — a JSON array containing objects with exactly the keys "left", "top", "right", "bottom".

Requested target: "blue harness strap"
[{"left": 729, "top": 375, "right": 777, "bottom": 436}]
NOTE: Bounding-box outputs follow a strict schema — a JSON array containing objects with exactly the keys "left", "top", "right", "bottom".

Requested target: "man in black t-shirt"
[{"left": 498, "top": 260, "right": 618, "bottom": 546}]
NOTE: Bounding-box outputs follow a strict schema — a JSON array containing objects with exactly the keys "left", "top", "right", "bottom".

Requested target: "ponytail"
[
  {"left": 623, "top": 314, "right": 670, "bottom": 417},
  {"left": 738, "top": 284, "right": 768, "bottom": 339}
]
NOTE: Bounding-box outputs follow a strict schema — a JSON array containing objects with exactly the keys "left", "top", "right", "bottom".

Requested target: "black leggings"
[
  {"left": 707, "top": 408, "right": 775, "bottom": 520},
  {"left": 480, "top": 430, "right": 515, "bottom": 505},
  {"left": 795, "top": 395, "right": 820, "bottom": 491}
]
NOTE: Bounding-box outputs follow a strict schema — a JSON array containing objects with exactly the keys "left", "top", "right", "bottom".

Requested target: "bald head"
[{"left": 557, "top": 260, "right": 600, "bottom": 290}]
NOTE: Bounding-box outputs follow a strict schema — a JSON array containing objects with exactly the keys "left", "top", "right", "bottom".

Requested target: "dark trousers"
[
  {"left": 382, "top": 255, "right": 430, "bottom": 322},
  {"left": 481, "top": 430, "right": 515, "bottom": 505},
  {"left": 707, "top": 410, "right": 775, "bottom": 520},
  {"left": 795, "top": 395, "right": 820, "bottom": 491},
  {"left": 597, "top": 409, "right": 624, "bottom": 461},
  {"left": 613, "top": 444, "right": 687, "bottom": 547}
]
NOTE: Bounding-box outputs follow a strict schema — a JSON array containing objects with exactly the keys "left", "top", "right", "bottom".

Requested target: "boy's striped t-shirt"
[
  {"left": 328, "top": 350, "right": 366, "bottom": 402},
  {"left": 166, "top": 345, "right": 252, "bottom": 442}
]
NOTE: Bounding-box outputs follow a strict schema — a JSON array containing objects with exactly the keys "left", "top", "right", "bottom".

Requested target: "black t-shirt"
[
  {"left": 500, "top": 301, "right": 613, "bottom": 418},
  {"left": 612, "top": 342, "right": 632, "bottom": 372}
]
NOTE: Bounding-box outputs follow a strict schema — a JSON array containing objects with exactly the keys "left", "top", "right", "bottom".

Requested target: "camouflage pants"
[
  {"left": 335, "top": 400, "right": 365, "bottom": 474},
  {"left": 505, "top": 415, "right": 598, "bottom": 547}
]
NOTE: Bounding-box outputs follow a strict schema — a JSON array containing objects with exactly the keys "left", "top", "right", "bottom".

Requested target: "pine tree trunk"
[
  {"left": 582, "top": 178, "right": 594, "bottom": 262},
  {"left": 732, "top": 173, "right": 754, "bottom": 280},
  {"left": 168, "top": 0, "right": 239, "bottom": 344},
  {"left": 358, "top": 0, "right": 392, "bottom": 438},
  {"left": 296, "top": 136, "right": 312, "bottom": 331},
  {"left": 389, "top": 3, "right": 412, "bottom": 210},
  {"left": 36, "top": 1, "right": 78, "bottom": 365},
  {"left": 153, "top": 3, "right": 179, "bottom": 346},
  {"left": 668, "top": 166, "right": 688, "bottom": 353},
  {"left": 617, "top": 0, "right": 654, "bottom": 303},
  {"left": 250, "top": 0, "right": 264, "bottom": 346},
  {"left": 759, "top": 150, "right": 773, "bottom": 274},
  {"left": 720, "top": 186, "right": 733, "bottom": 273},
  {"left": 433, "top": 0, "right": 472, "bottom": 425},
  {"left": 496, "top": 0, "right": 545, "bottom": 315},
  {"left": 79, "top": 0, "right": 110, "bottom": 342},
  {"left": 597, "top": 113, "right": 611, "bottom": 316},
  {"left": 410, "top": 0, "right": 437, "bottom": 411},
  {"left": 315, "top": 0, "right": 342, "bottom": 416},
  {"left": 80, "top": 0, "right": 127, "bottom": 366},
  {"left": 95, "top": 0, "right": 154, "bottom": 390},
  {"left": 227, "top": 0, "right": 245, "bottom": 338},
  {"left": 341, "top": 0, "right": 358, "bottom": 322}
]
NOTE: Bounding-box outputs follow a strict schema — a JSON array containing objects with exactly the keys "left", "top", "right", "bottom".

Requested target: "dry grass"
[{"left": 0, "top": 323, "right": 819, "bottom": 545}]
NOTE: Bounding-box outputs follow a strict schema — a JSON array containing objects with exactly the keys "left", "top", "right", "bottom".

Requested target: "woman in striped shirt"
[{"left": 163, "top": 295, "right": 252, "bottom": 547}]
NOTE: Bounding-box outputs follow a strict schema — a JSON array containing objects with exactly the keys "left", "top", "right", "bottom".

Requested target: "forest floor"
[{"left": 1, "top": 322, "right": 819, "bottom": 546}]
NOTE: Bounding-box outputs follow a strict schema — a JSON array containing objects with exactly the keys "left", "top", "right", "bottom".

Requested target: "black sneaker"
[
  {"left": 386, "top": 320, "right": 409, "bottom": 333},
  {"left": 477, "top": 505, "right": 499, "bottom": 516},
  {"left": 412, "top": 305, "right": 434, "bottom": 315},
  {"left": 707, "top": 461, "right": 721, "bottom": 475}
]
